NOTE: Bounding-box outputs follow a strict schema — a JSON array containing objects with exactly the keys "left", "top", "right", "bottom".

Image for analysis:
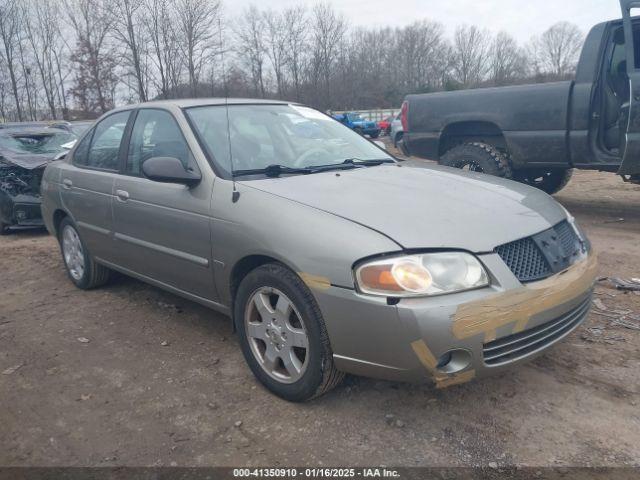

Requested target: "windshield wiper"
[
  {"left": 340, "top": 158, "right": 395, "bottom": 166},
  {"left": 232, "top": 158, "right": 395, "bottom": 178},
  {"left": 233, "top": 164, "right": 314, "bottom": 178}
]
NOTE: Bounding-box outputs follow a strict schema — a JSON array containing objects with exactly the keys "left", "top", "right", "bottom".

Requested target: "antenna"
[{"left": 218, "top": 17, "right": 239, "bottom": 202}]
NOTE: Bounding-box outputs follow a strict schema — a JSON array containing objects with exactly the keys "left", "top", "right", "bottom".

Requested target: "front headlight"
[{"left": 355, "top": 252, "right": 489, "bottom": 297}]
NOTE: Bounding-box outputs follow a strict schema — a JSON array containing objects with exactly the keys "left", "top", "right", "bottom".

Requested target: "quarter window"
[
  {"left": 126, "top": 109, "right": 193, "bottom": 175},
  {"left": 86, "top": 112, "right": 130, "bottom": 170}
]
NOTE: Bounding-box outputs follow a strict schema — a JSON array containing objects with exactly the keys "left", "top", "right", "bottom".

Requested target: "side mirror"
[
  {"left": 373, "top": 140, "right": 387, "bottom": 150},
  {"left": 142, "top": 156, "right": 201, "bottom": 187}
]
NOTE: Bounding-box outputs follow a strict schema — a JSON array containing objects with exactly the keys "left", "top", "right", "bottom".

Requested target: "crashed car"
[
  {"left": 42, "top": 99, "right": 596, "bottom": 402},
  {"left": 0, "top": 129, "right": 76, "bottom": 234}
]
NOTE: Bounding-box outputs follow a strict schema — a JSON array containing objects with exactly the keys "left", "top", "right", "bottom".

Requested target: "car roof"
[{"left": 113, "top": 98, "right": 295, "bottom": 111}]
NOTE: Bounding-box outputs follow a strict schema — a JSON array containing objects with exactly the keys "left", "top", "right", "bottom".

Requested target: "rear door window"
[{"left": 85, "top": 112, "right": 130, "bottom": 170}]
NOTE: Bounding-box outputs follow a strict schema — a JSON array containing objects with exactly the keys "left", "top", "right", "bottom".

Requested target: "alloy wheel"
[
  {"left": 62, "top": 225, "right": 85, "bottom": 281},
  {"left": 244, "top": 287, "right": 310, "bottom": 384}
]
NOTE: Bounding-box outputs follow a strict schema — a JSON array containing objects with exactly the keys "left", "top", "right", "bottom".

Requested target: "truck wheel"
[
  {"left": 58, "top": 218, "right": 111, "bottom": 289},
  {"left": 354, "top": 128, "right": 363, "bottom": 136},
  {"left": 440, "top": 142, "right": 512, "bottom": 178},
  {"left": 234, "top": 263, "right": 344, "bottom": 402},
  {"left": 514, "top": 169, "right": 573, "bottom": 195},
  {"left": 393, "top": 132, "right": 403, "bottom": 148},
  {"left": 370, "top": 132, "right": 380, "bottom": 139},
  {"left": 0, "top": 223, "right": 9, "bottom": 235}
]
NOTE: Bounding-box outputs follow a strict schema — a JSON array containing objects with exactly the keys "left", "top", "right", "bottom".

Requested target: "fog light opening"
[{"left": 436, "top": 349, "right": 472, "bottom": 374}]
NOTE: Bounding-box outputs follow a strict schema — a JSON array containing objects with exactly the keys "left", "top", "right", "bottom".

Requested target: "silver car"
[
  {"left": 390, "top": 112, "right": 403, "bottom": 148},
  {"left": 41, "top": 99, "right": 597, "bottom": 402}
]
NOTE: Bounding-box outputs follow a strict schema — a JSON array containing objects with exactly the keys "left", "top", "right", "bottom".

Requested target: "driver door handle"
[
  {"left": 62, "top": 179, "right": 73, "bottom": 189},
  {"left": 116, "top": 190, "right": 130, "bottom": 201}
]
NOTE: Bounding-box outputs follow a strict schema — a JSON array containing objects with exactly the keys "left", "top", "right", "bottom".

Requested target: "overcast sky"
[{"left": 225, "top": 0, "right": 622, "bottom": 43}]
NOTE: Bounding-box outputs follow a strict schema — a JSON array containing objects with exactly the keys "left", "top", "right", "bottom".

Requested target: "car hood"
[
  {"left": 0, "top": 150, "right": 53, "bottom": 170},
  {"left": 240, "top": 162, "right": 568, "bottom": 252}
]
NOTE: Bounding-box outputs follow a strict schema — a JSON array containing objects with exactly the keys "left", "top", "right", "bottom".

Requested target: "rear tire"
[
  {"left": 440, "top": 142, "right": 512, "bottom": 179},
  {"left": 234, "top": 263, "right": 344, "bottom": 402},
  {"left": 513, "top": 168, "right": 573, "bottom": 195},
  {"left": 370, "top": 132, "right": 380, "bottom": 139},
  {"left": 58, "top": 217, "right": 110, "bottom": 289}
]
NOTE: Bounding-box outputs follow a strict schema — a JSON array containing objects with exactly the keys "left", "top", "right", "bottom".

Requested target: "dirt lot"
[{"left": 1, "top": 153, "right": 639, "bottom": 468}]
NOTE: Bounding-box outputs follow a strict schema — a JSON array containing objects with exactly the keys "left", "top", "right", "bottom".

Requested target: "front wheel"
[
  {"left": 513, "top": 169, "right": 573, "bottom": 195},
  {"left": 234, "top": 263, "right": 344, "bottom": 402},
  {"left": 58, "top": 218, "right": 110, "bottom": 289},
  {"left": 0, "top": 222, "right": 9, "bottom": 235}
]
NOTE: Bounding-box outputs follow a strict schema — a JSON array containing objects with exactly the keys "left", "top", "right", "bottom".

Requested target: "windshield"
[
  {"left": 185, "top": 104, "right": 393, "bottom": 177},
  {"left": 0, "top": 131, "right": 76, "bottom": 155},
  {"left": 347, "top": 113, "right": 364, "bottom": 122}
]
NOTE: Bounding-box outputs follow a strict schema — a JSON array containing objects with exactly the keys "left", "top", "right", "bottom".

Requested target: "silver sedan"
[{"left": 41, "top": 99, "right": 597, "bottom": 401}]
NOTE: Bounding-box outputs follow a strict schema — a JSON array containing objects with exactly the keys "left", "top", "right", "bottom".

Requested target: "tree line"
[{"left": 0, "top": 0, "right": 585, "bottom": 121}]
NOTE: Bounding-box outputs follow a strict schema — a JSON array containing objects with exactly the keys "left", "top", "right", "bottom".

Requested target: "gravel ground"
[{"left": 1, "top": 152, "right": 639, "bottom": 468}]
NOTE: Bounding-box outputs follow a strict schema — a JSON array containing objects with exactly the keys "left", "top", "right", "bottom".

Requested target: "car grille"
[
  {"left": 482, "top": 295, "right": 591, "bottom": 366},
  {"left": 495, "top": 237, "right": 551, "bottom": 282},
  {"left": 495, "top": 220, "right": 584, "bottom": 283}
]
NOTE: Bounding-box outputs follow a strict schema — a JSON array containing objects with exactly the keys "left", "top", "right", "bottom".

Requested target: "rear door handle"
[
  {"left": 116, "top": 190, "right": 130, "bottom": 201},
  {"left": 62, "top": 179, "right": 73, "bottom": 189}
]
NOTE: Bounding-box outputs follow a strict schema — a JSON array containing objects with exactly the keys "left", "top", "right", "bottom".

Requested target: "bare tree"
[
  {"left": 283, "top": 5, "right": 308, "bottom": 101},
  {"left": 310, "top": 2, "right": 347, "bottom": 109},
  {"left": 490, "top": 31, "right": 527, "bottom": 86},
  {"left": 530, "top": 22, "right": 583, "bottom": 78},
  {"left": 263, "top": 9, "right": 288, "bottom": 97},
  {"left": 174, "top": 0, "right": 222, "bottom": 96},
  {"left": 111, "top": 0, "right": 148, "bottom": 102},
  {"left": 451, "top": 25, "right": 491, "bottom": 87},
  {"left": 65, "top": 0, "right": 118, "bottom": 115},
  {"left": 22, "top": 0, "right": 65, "bottom": 118},
  {"left": 236, "top": 5, "right": 267, "bottom": 97},
  {"left": 143, "top": 0, "right": 183, "bottom": 98},
  {"left": 0, "top": 0, "right": 24, "bottom": 120}
]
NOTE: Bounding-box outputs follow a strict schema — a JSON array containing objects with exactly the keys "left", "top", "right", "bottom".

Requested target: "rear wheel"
[
  {"left": 235, "top": 263, "right": 344, "bottom": 402},
  {"left": 58, "top": 218, "right": 110, "bottom": 289},
  {"left": 440, "top": 142, "right": 512, "bottom": 178},
  {"left": 370, "top": 132, "right": 380, "bottom": 139},
  {"left": 513, "top": 168, "right": 573, "bottom": 195}
]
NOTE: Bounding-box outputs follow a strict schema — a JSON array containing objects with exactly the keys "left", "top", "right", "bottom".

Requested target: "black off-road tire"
[
  {"left": 234, "top": 263, "right": 344, "bottom": 402},
  {"left": 370, "top": 132, "right": 380, "bottom": 139},
  {"left": 513, "top": 168, "right": 574, "bottom": 195},
  {"left": 0, "top": 222, "right": 9, "bottom": 235},
  {"left": 58, "top": 217, "right": 110, "bottom": 290},
  {"left": 354, "top": 127, "right": 363, "bottom": 136},
  {"left": 440, "top": 142, "right": 513, "bottom": 179}
]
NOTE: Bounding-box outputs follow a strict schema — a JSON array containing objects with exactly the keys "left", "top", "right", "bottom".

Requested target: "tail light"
[{"left": 400, "top": 100, "right": 409, "bottom": 132}]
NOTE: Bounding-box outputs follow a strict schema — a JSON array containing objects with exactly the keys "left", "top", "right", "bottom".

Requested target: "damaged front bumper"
[{"left": 313, "top": 252, "right": 598, "bottom": 388}]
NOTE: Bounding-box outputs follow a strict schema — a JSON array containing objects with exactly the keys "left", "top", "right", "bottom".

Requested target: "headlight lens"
[{"left": 355, "top": 252, "right": 489, "bottom": 297}]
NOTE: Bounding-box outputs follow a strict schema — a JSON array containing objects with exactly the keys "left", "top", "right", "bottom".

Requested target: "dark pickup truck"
[{"left": 401, "top": 0, "right": 640, "bottom": 194}]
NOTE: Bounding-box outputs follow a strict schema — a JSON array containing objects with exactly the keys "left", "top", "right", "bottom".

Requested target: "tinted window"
[
  {"left": 86, "top": 112, "right": 130, "bottom": 170},
  {"left": 126, "top": 109, "right": 193, "bottom": 175}
]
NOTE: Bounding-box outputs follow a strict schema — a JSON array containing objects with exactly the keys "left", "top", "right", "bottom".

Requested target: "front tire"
[
  {"left": 58, "top": 218, "right": 110, "bottom": 289},
  {"left": 440, "top": 142, "right": 512, "bottom": 178},
  {"left": 0, "top": 222, "right": 9, "bottom": 235},
  {"left": 513, "top": 168, "right": 573, "bottom": 195},
  {"left": 234, "top": 263, "right": 344, "bottom": 402}
]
